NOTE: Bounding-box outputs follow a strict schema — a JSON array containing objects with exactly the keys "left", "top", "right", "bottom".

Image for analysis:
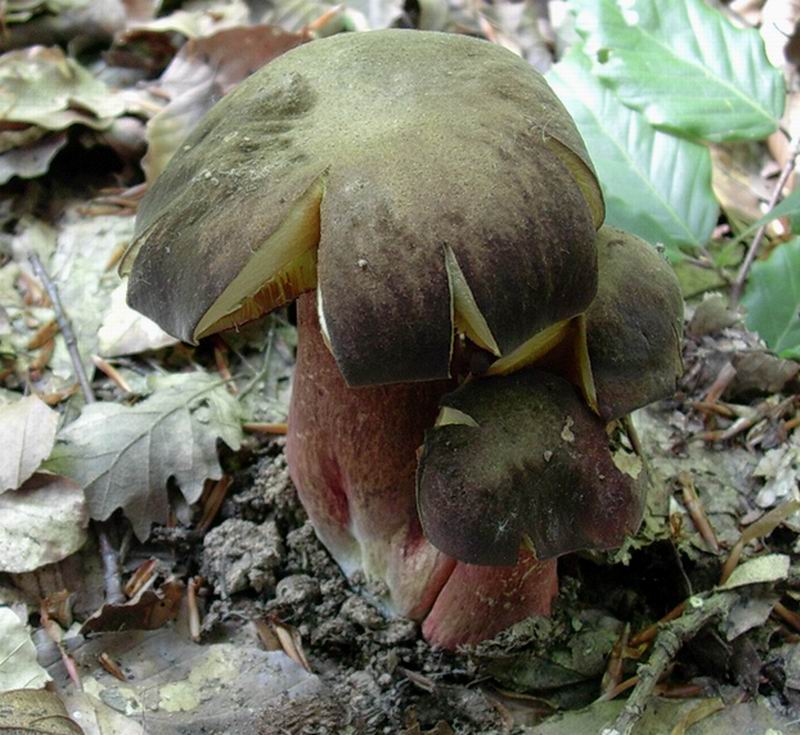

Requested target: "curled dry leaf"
[
  {"left": 0, "top": 394, "right": 59, "bottom": 493},
  {"left": 142, "top": 25, "right": 306, "bottom": 181},
  {"left": 0, "top": 131, "right": 67, "bottom": 185},
  {"left": 0, "top": 0, "right": 155, "bottom": 53},
  {"left": 0, "top": 473, "right": 88, "bottom": 573},
  {"left": 80, "top": 578, "right": 183, "bottom": 634},
  {"left": 0, "top": 607, "right": 51, "bottom": 692}
]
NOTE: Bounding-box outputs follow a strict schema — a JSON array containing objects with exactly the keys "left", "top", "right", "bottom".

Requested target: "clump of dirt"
[{"left": 201, "top": 440, "right": 504, "bottom": 734}]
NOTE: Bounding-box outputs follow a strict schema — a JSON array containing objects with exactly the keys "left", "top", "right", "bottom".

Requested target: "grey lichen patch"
[{"left": 125, "top": 30, "right": 603, "bottom": 387}]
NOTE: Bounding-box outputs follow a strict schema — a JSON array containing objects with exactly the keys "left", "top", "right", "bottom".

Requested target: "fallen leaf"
[
  {"left": 45, "top": 371, "right": 244, "bottom": 540},
  {"left": 0, "top": 395, "right": 59, "bottom": 493},
  {"left": 0, "top": 131, "right": 67, "bottom": 184},
  {"left": 719, "top": 553, "right": 791, "bottom": 590},
  {"left": 0, "top": 606, "right": 51, "bottom": 691},
  {"left": 0, "top": 46, "right": 125, "bottom": 131},
  {"left": 80, "top": 578, "right": 183, "bottom": 634},
  {"left": 47, "top": 208, "right": 135, "bottom": 381},
  {"left": 97, "top": 280, "right": 178, "bottom": 357},
  {"left": 0, "top": 688, "right": 83, "bottom": 734},
  {"left": 49, "top": 630, "right": 329, "bottom": 734},
  {"left": 0, "top": 473, "right": 88, "bottom": 573}
]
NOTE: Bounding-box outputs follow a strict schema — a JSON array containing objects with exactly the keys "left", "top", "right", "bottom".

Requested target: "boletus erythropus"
[{"left": 122, "top": 30, "right": 683, "bottom": 648}]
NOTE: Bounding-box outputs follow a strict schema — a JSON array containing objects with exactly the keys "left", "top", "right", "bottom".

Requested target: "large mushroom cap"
[
  {"left": 416, "top": 369, "right": 644, "bottom": 566},
  {"left": 123, "top": 29, "right": 604, "bottom": 386},
  {"left": 588, "top": 227, "right": 684, "bottom": 421}
]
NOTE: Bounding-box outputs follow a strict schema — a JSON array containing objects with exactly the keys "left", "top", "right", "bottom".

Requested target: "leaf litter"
[{"left": 0, "top": 0, "right": 800, "bottom": 733}]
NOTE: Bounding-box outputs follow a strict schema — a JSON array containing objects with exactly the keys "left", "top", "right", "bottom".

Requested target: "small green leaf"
[
  {"left": 45, "top": 372, "right": 243, "bottom": 540},
  {"left": 742, "top": 238, "right": 800, "bottom": 359},
  {"left": 547, "top": 47, "right": 718, "bottom": 255},
  {"left": 572, "top": 0, "right": 784, "bottom": 142}
]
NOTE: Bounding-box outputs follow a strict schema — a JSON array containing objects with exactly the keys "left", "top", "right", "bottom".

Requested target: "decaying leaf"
[
  {"left": 80, "top": 577, "right": 183, "bottom": 633},
  {"left": 0, "top": 688, "right": 83, "bottom": 734},
  {"left": 45, "top": 371, "right": 244, "bottom": 540},
  {"left": 0, "top": 606, "right": 51, "bottom": 691},
  {"left": 49, "top": 630, "right": 327, "bottom": 734},
  {"left": 719, "top": 553, "right": 791, "bottom": 590},
  {"left": 0, "top": 394, "right": 59, "bottom": 493},
  {"left": 47, "top": 209, "right": 136, "bottom": 380},
  {"left": 0, "top": 473, "right": 87, "bottom": 573},
  {"left": 0, "top": 131, "right": 67, "bottom": 185},
  {"left": 97, "top": 280, "right": 178, "bottom": 357},
  {"left": 0, "top": 46, "right": 125, "bottom": 131}
]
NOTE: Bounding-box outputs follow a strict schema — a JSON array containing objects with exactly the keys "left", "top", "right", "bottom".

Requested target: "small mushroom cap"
[
  {"left": 416, "top": 369, "right": 644, "bottom": 566},
  {"left": 588, "top": 227, "right": 684, "bottom": 421},
  {"left": 124, "top": 29, "right": 604, "bottom": 386}
]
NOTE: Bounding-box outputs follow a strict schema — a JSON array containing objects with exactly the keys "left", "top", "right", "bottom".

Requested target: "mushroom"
[{"left": 122, "top": 30, "right": 680, "bottom": 648}]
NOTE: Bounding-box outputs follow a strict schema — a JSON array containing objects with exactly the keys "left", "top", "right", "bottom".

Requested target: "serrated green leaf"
[
  {"left": 742, "top": 238, "right": 800, "bottom": 359},
  {"left": 45, "top": 372, "right": 243, "bottom": 540},
  {"left": 572, "top": 0, "right": 784, "bottom": 142},
  {"left": 547, "top": 46, "right": 718, "bottom": 255}
]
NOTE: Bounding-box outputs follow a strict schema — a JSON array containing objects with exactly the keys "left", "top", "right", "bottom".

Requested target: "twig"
[
  {"left": 602, "top": 593, "right": 737, "bottom": 735},
  {"left": 29, "top": 256, "right": 126, "bottom": 603},
  {"left": 27, "top": 253, "right": 95, "bottom": 404},
  {"left": 678, "top": 472, "right": 720, "bottom": 554},
  {"left": 731, "top": 135, "right": 800, "bottom": 306},
  {"left": 243, "top": 422, "right": 288, "bottom": 435}
]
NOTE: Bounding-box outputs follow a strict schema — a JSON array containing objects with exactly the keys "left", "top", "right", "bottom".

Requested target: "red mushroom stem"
[{"left": 286, "top": 292, "right": 557, "bottom": 647}]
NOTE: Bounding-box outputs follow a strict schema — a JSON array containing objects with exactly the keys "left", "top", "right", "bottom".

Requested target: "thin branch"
[
  {"left": 602, "top": 592, "right": 737, "bottom": 735},
  {"left": 27, "top": 255, "right": 128, "bottom": 603},
  {"left": 27, "top": 253, "right": 96, "bottom": 404},
  {"left": 730, "top": 135, "right": 800, "bottom": 306}
]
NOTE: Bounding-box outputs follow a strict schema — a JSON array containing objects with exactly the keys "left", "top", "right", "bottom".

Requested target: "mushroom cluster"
[{"left": 123, "top": 30, "right": 683, "bottom": 649}]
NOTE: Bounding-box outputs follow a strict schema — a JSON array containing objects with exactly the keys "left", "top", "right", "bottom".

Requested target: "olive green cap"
[
  {"left": 588, "top": 227, "right": 684, "bottom": 421},
  {"left": 124, "top": 30, "right": 604, "bottom": 386}
]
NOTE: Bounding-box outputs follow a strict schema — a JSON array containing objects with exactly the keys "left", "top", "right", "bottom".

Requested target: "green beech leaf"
[
  {"left": 547, "top": 47, "right": 718, "bottom": 255},
  {"left": 45, "top": 372, "right": 243, "bottom": 541},
  {"left": 731, "top": 188, "right": 800, "bottom": 246},
  {"left": 572, "top": 0, "right": 784, "bottom": 142},
  {"left": 742, "top": 238, "right": 800, "bottom": 359}
]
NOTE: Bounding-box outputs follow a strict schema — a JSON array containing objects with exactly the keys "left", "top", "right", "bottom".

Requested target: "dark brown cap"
[{"left": 416, "top": 369, "right": 644, "bottom": 565}]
